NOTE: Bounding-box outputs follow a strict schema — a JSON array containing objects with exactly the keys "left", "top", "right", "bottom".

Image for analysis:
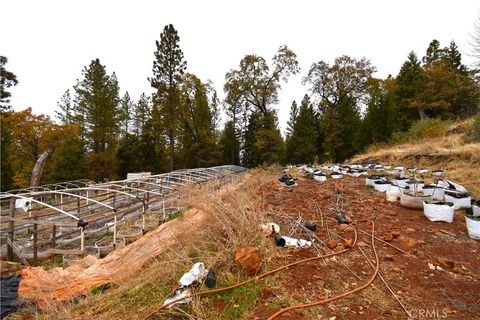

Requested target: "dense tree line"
[{"left": 1, "top": 26, "right": 480, "bottom": 191}]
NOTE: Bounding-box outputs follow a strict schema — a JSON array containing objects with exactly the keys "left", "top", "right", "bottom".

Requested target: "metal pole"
[
  {"left": 33, "top": 217, "right": 38, "bottom": 265},
  {"left": 7, "top": 198, "right": 15, "bottom": 261}
]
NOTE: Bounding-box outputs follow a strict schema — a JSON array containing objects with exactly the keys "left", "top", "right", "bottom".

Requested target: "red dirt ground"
[{"left": 250, "top": 175, "right": 479, "bottom": 320}]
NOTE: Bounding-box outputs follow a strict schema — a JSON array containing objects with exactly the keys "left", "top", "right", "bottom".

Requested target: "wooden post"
[
  {"left": 77, "top": 197, "right": 80, "bottom": 216},
  {"left": 113, "top": 215, "right": 117, "bottom": 249},
  {"left": 51, "top": 225, "right": 56, "bottom": 263},
  {"left": 51, "top": 225, "right": 56, "bottom": 248},
  {"left": 7, "top": 197, "right": 15, "bottom": 261},
  {"left": 80, "top": 227, "right": 85, "bottom": 252},
  {"left": 142, "top": 203, "right": 146, "bottom": 234},
  {"left": 33, "top": 217, "right": 38, "bottom": 265}
]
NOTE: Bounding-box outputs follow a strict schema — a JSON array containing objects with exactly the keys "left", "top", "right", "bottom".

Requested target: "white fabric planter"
[
  {"left": 313, "top": 175, "right": 327, "bottom": 182},
  {"left": 366, "top": 176, "right": 383, "bottom": 186},
  {"left": 400, "top": 193, "right": 432, "bottom": 209},
  {"left": 393, "top": 178, "right": 409, "bottom": 187},
  {"left": 432, "top": 170, "right": 444, "bottom": 177},
  {"left": 421, "top": 185, "right": 445, "bottom": 200},
  {"left": 417, "top": 168, "right": 429, "bottom": 174},
  {"left": 423, "top": 201, "right": 455, "bottom": 222},
  {"left": 445, "top": 193, "right": 472, "bottom": 209},
  {"left": 374, "top": 182, "right": 391, "bottom": 192},
  {"left": 331, "top": 174, "right": 342, "bottom": 179},
  {"left": 473, "top": 202, "right": 480, "bottom": 217},
  {"left": 406, "top": 181, "right": 424, "bottom": 192},
  {"left": 386, "top": 190, "right": 401, "bottom": 202},
  {"left": 465, "top": 216, "right": 480, "bottom": 240}
]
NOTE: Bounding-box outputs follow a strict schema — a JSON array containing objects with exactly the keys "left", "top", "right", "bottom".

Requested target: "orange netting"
[{"left": 18, "top": 208, "right": 207, "bottom": 309}]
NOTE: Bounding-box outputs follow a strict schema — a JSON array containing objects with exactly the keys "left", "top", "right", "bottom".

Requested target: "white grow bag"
[
  {"left": 366, "top": 177, "right": 383, "bottom": 187},
  {"left": 473, "top": 202, "right": 480, "bottom": 217},
  {"left": 444, "top": 193, "right": 472, "bottom": 210},
  {"left": 386, "top": 190, "right": 401, "bottom": 202},
  {"left": 374, "top": 182, "right": 391, "bottom": 192},
  {"left": 465, "top": 216, "right": 480, "bottom": 240},
  {"left": 331, "top": 173, "right": 342, "bottom": 179},
  {"left": 313, "top": 175, "right": 327, "bottom": 182},
  {"left": 393, "top": 178, "right": 409, "bottom": 187},
  {"left": 423, "top": 202, "right": 455, "bottom": 223},
  {"left": 421, "top": 185, "right": 445, "bottom": 200}
]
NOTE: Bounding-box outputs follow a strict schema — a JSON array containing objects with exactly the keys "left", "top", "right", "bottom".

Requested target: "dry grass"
[
  {"left": 351, "top": 123, "right": 480, "bottom": 199},
  {"left": 10, "top": 169, "right": 279, "bottom": 320}
]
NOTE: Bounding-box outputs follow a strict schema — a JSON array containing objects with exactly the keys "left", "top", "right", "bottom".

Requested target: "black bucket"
[
  {"left": 274, "top": 235, "right": 286, "bottom": 247},
  {"left": 336, "top": 214, "right": 349, "bottom": 224},
  {"left": 205, "top": 271, "right": 217, "bottom": 288},
  {"left": 304, "top": 222, "right": 317, "bottom": 232}
]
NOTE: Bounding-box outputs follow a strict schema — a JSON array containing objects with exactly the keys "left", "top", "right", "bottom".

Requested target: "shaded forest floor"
[{"left": 8, "top": 169, "right": 480, "bottom": 320}]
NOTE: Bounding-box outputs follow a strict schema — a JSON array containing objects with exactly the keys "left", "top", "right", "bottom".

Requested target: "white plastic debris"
[
  {"left": 439, "top": 179, "right": 468, "bottom": 193},
  {"left": 179, "top": 262, "right": 208, "bottom": 287},
  {"left": 163, "top": 262, "right": 209, "bottom": 307},
  {"left": 282, "top": 236, "right": 312, "bottom": 248},
  {"left": 163, "top": 288, "right": 192, "bottom": 306},
  {"left": 15, "top": 198, "right": 32, "bottom": 213},
  {"left": 260, "top": 223, "right": 280, "bottom": 236}
]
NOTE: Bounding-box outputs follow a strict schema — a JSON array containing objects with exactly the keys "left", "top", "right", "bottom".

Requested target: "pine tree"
[
  {"left": 132, "top": 93, "right": 151, "bottom": 136},
  {"left": 120, "top": 91, "right": 133, "bottom": 135},
  {"left": 116, "top": 133, "right": 141, "bottom": 178},
  {"left": 73, "top": 58, "right": 120, "bottom": 182},
  {"left": 422, "top": 39, "right": 444, "bottom": 65},
  {"left": 0, "top": 112, "right": 14, "bottom": 190},
  {"left": 285, "top": 100, "right": 298, "bottom": 138},
  {"left": 149, "top": 24, "right": 187, "bottom": 171},
  {"left": 50, "top": 125, "right": 87, "bottom": 181},
  {"left": 55, "top": 90, "right": 73, "bottom": 124},
  {"left": 178, "top": 74, "right": 217, "bottom": 168},
  {"left": 0, "top": 56, "right": 18, "bottom": 112},
  {"left": 394, "top": 51, "right": 423, "bottom": 124},
  {"left": 286, "top": 95, "right": 318, "bottom": 164},
  {"left": 218, "top": 120, "right": 240, "bottom": 165},
  {"left": 356, "top": 79, "right": 397, "bottom": 150},
  {"left": 243, "top": 111, "right": 284, "bottom": 167}
]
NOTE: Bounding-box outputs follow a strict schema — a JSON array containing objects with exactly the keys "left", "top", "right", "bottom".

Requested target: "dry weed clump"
[{"left": 11, "top": 169, "right": 279, "bottom": 320}]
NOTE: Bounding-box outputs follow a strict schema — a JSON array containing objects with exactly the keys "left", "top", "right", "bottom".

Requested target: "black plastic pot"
[
  {"left": 274, "top": 235, "right": 286, "bottom": 247},
  {"left": 205, "top": 271, "right": 216, "bottom": 288},
  {"left": 336, "top": 214, "right": 349, "bottom": 224},
  {"left": 305, "top": 222, "right": 317, "bottom": 232}
]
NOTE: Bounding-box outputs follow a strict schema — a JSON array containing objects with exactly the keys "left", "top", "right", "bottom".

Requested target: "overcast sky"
[{"left": 3, "top": 0, "right": 479, "bottom": 133}]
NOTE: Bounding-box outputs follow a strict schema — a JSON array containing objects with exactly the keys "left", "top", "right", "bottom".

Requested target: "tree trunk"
[
  {"left": 169, "top": 129, "right": 175, "bottom": 171},
  {"left": 418, "top": 108, "right": 428, "bottom": 120},
  {"left": 30, "top": 149, "right": 53, "bottom": 187}
]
